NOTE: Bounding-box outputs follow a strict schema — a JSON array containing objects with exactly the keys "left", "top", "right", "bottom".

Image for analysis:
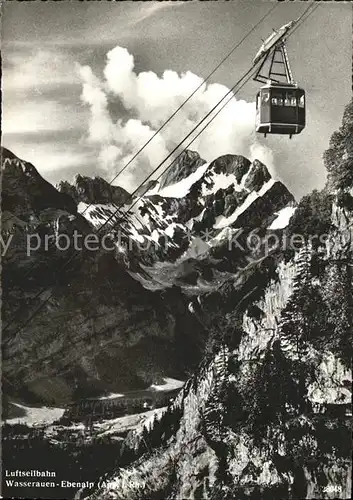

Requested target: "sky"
[{"left": 2, "top": 0, "right": 352, "bottom": 200}]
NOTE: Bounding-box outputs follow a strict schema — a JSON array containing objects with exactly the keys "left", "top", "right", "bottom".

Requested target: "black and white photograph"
[{"left": 1, "top": 0, "right": 352, "bottom": 499}]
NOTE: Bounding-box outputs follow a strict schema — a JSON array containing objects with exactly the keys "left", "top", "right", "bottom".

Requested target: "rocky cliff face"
[
  {"left": 158, "top": 149, "right": 207, "bottom": 189},
  {"left": 57, "top": 175, "right": 130, "bottom": 207},
  {"left": 2, "top": 147, "right": 77, "bottom": 221},
  {"left": 82, "top": 201, "right": 352, "bottom": 500}
]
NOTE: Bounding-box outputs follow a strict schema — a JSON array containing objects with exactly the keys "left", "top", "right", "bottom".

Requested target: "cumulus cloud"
[
  {"left": 78, "top": 64, "right": 114, "bottom": 144},
  {"left": 78, "top": 46, "right": 275, "bottom": 191}
]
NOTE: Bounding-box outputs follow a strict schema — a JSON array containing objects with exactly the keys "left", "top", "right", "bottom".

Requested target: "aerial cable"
[
  {"left": 2, "top": 2, "right": 318, "bottom": 338},
  {"left": 0, "top": 3, "right": 276, "bottom": 290},
  {"left": 286, "top": 2, "right": 318, "bottom": 39},
  {"left": 96, "top": 2, "right": 318, "bottom": 235},
  {"left": 76, "top": 2, "right": 278, "bottom": 219},
  {"left": 2, "top": 2, "right": 318, "bottom": 337},
  {"left": 3, "top": 3, "right": 279, "bottom": 316},
  {"left": 2, "top": 64, "right": 257, "bottom": 335},
  {"left": 14, "top": 2, "right": 278, "bottom": 288},
  {"left": 96, "top": 66, "right": 257, "bottom": 234}
]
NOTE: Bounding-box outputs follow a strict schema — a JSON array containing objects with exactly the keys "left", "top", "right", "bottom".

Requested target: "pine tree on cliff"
[
  {"left": 279, "top": 245, "right": 312, "bottom": 358},
  {"left": 324, "top": 98, "right": 353, "bottom": 191},
  {"left": 323, "top": 263, "right": 352, "bottom": 368}
]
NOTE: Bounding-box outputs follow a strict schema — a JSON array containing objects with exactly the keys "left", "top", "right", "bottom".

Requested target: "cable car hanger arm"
[{"left": 253, "top": 40, "right": 294, "bottom": 86}]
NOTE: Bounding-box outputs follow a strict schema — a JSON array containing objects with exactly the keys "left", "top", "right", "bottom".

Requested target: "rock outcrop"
[{"left": 58, "top": 175, "right": 130, "bottom": 206}]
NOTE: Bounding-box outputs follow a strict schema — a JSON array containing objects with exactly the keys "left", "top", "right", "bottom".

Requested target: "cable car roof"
[
  {"left": 253, "top": 19, "right": 298, "bottom": 65},
  {"left": 259, "top": 82, "right": 301, "bottom": 90}
]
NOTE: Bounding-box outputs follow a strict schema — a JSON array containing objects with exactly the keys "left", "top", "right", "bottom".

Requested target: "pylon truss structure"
[{"left": 254, "top": 41, "right": 294, "bottom": 85}]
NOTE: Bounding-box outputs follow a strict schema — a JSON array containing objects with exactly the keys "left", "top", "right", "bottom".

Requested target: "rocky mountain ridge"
[
  {"left": 66, "top": 151, "right": 295, "bottom": 292},
  {"left": 57, "top": 175, "right": 130, "bottom": 207}
]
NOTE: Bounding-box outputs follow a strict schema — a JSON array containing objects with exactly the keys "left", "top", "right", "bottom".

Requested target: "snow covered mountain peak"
[
  {"left": 71, "top": 151, "right": 295, "bottom": 291},
  {"left": 1, "top": 146, "right": 295, "bottom": 294}
]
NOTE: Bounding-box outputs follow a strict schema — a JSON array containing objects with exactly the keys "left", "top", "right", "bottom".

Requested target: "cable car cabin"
[{"left": 255, "top": 84, "right": 305, "bottom": 138}]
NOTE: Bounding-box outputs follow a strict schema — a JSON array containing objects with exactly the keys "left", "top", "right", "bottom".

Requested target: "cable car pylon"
[
  {"left": 253, "top": 20, "right": 306, "bottom": 139},
  {"left": 254, "top": 40, "right": 294, "bottom": 85}
]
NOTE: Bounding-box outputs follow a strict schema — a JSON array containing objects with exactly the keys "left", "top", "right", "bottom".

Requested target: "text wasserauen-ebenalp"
[
  {"left": 4, "top": 470, "right": 95, "bottom": 490},
  {"left": 4, "top": 470, "right": 56, "bottom": 489}
]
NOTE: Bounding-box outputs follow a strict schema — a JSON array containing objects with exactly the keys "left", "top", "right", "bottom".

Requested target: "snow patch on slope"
[
  {"left": 208, "top": 227, "right": 240, "bottom": 247},
  {"left": 268, "top": 206, "right": 296, "bottom": 230},
  {"left": 214, "top": 179, "right": 276, "bottom": 229},
  {"left": 77, "top": 202, "right": 119, "bottom": 228},
  {"left": 155, "top": 163, "right": 210, "bottom": 198},
  {"left": 201, "top": 172, "right": 241, "bottom": 197},
  {"left": 93, "top": 407, "right": 167, "bottom": 437}
]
